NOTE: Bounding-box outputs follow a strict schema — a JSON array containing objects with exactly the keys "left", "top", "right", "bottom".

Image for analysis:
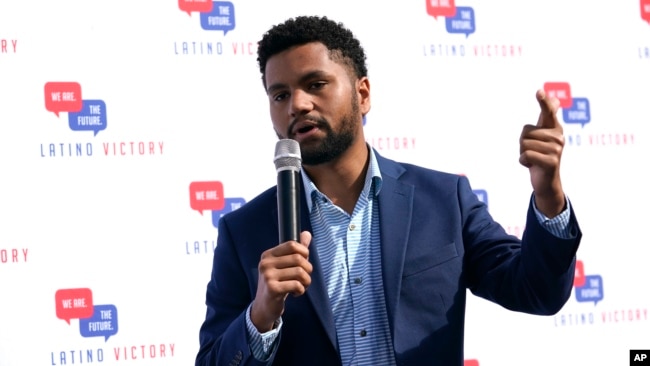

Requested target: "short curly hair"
[{"left": 257, "top": 16, "right": 368, "bottom": 85}]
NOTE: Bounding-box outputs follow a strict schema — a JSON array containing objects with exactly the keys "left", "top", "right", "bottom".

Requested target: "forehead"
[{"left": 264, "top": 42, "right": 351, "bottom": 86}]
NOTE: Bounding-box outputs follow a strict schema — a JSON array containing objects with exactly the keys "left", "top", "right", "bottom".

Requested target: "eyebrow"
[{"left": 266, "top": 70, "right": 330, "bottom": 95}]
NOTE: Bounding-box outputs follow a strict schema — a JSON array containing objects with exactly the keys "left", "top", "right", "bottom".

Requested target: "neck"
[{"left": 303, "top": 142, "right": 369, "bottom": 214}]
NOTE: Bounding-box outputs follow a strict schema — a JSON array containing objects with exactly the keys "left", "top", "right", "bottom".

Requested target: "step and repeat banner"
[{"left": 1, "top": 1, "right": 649, "bottom": 365}]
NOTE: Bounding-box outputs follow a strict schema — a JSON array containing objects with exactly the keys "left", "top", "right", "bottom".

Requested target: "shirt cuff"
[
  {"left": 532, "top": 195, "right": 572, "bottom": 239},
  {"left": 245, "top": 303, "right": 282, "bottom": 361}
]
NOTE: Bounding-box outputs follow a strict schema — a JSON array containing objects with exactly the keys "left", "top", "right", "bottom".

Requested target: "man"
[{"left": 196, "top": 16, "right": 581, "bottom": 366}]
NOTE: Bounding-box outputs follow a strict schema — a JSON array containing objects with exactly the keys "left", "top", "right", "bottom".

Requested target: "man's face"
[{"left": 264, "top": 42, "right": 368, "bottom": 165}]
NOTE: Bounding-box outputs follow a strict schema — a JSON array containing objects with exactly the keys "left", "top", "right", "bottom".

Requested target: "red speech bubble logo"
[
  {"left": 464, "top": 360, "right": 479, "bottom": 366},
  {"left": 190, "top": 181, "right": 225, "bottom": 215},
  {"left": 44, "top": 82, "right": 83, "bottom": 117},
  {"left": 426, "top": 0, "right": 456, "bottom": 19},
  {"left": 55, "top": 288, "right": 94, "bottom": 324},
  {"left": 642, "top": 0, "right": 650, "bottom": 23},
  {"left": 543, "top": 82, "right": 573, "bottom": 109},
  {"left": 574, "top": 260, "right": 585, "bottom": 287},
  {"left": 178, "top": 0, "right": 213, "bottom": 16}
]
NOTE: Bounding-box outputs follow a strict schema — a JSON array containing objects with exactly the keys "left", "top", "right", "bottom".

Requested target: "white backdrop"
[{"left": 1, "top": 1, "right": 649, "bottom": 365}]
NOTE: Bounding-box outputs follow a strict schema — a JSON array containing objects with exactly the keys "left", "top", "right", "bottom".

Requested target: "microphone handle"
[{"left": 277, "top": 169, "right": 301, "bottom": 244}]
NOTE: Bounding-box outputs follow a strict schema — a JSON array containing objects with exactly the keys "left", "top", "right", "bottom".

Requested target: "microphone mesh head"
[{"left": 274, "top": 139, "right": 302, "bottom": 172}]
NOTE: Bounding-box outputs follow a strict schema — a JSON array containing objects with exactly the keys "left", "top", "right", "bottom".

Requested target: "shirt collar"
[{"left": 301, "top": 145, "right": 383, "bottom": 213}]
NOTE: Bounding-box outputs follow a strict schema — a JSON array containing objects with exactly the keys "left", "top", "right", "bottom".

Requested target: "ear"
[{"left": 357, "top": 76, "right": 371, "bottom": 116}]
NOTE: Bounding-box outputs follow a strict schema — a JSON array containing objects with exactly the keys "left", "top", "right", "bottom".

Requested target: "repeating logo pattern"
[
  {"left": 186, "top": 180, "right": 247, "bottom": 255},
  {"left": 543, "top": 81, "right": 636, "bottom": 147},
  {"left": 2, "top": 1, "right": 648, "bottom": 365},
  {"left": 554, "top": 260, "right": 648, "bottom": 327},
  {"left": 423, "top": 0, "right": 523, "bottom": 58},
  {"left": 55, "top": 288, "right": 118, "bottom": 341}
]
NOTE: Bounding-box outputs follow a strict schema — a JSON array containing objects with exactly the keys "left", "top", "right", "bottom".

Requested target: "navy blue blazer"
[{"left": 196, "top": 151, "right": 581, "bottom": 366}]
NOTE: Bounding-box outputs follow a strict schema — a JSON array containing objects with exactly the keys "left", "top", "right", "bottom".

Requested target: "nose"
[{"left": 288, "top": 89, "right": 313, "bottom": 118}]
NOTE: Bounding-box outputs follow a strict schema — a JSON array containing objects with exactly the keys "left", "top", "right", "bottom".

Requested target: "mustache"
[{"left": 287, "top": 115, "right": 329, "bottom": 137}]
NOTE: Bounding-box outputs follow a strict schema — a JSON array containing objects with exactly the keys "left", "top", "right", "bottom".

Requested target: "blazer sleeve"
[
  {"left": 460, "top": 176, "right": 582, "bottom": 315},
  {"left": 195, "top": 215, "right": 277, "bottom": 366}
]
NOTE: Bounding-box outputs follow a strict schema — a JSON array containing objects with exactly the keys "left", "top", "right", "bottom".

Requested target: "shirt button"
[
  {"left": 354, "top": 277, "right": 362, "bottom": 285},
  {"left": 349, "top": 224, "right": 356, "bottom": 231},
  {"left": 359, "top": 329, "right": 367, "bottom": 337}
]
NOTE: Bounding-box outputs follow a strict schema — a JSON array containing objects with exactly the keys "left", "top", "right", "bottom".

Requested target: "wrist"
[
  {"left": 250, "top": 301, "right": 278, "bottom": 332},
  {"left": 534, "top": 191, "right": 566, "bottom": 218}
]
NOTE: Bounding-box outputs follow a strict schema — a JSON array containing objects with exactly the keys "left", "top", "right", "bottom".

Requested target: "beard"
[
  {"left": 300, "top": 115, "right": 356, "bottom": 165},
  {"left": 286, "top": 94, "right": 361, "bottom": 166}
]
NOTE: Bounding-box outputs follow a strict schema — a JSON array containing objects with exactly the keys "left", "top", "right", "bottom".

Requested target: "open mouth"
[
  {"left": 292, "top": 120, "right": 319, "bottom": 136},
  {"left": 297, "top": 125, "right": 315, "bottom": 134}
]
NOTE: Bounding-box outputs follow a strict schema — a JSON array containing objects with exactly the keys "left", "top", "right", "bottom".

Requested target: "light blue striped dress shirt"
[{"left": 246, "top": 148, "right": 572, "bottom": 364}]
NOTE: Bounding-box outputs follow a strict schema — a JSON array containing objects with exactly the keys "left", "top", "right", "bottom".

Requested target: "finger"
[
  {"left": 519, "top": 127, "right": 565, "bottom": 150},
  {"left": 274, "top": 266, "right": 313, "bottom": 285},
  {"left": 279, "top": 281, "right": 310, "bottom": 297},
  {"left": 260, "top": 252, "right": 312, "bottom": 273},
  {"left": 259, "top": 260, "right": 312, "bottom": 285},
  {"left": 299, "top": 231, "right": 312, "bottom": 248},
  {"left": 267, "top": 268, "right": 312, "bottom": 296},
  {"left": 267, "top": 240, "right": 310, "bottom": 258},
  {"left": 519, "top": 150, "right": 561, "bottom": 170},
  {"left": 518, "top": 153, "right": 531, "bottom": 168},
  {"left": 519, "top": 135, "right": 563, "bottom": 169},
  {"left": 266, "top": 279, "right": 310, "bottom": 298},
  {"left": 536, "top": 89, "right": 561, "bottom": 129},
  {"left": 520, "top": 138, "right": 564, "bottom": 157}
]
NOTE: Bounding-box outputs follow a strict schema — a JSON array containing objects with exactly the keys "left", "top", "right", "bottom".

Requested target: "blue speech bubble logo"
[
  {"left": 212, "top": 197, "right": 246, "bottom": 228},
  {"left": 472, "top": 189, "right": 488, "bottom": 208},
  {"left": 68, "top": 99, "right": 107, "bottom": 136},
  {"left": 445, "top": 6, "right": 475, "bottom": 37},
  {"left": 200, "top": 1, "right": 235, "bottom": 34},
  {"left": 562, "top": 97, "right": 591, "bottom": 128},
  {"left": 79, "top": 304, "right": 118, "bottom": 341},
  {"left": 575, "top": 274, "right": 604, "bottom": 305}
]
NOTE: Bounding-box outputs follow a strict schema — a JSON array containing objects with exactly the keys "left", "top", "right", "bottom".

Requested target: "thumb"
[
  {"left": 536, "top": 89, "right": 561, "bottom": 129},
  {"left": 299, "top": 231, "right": 312, "bottom": 248}
]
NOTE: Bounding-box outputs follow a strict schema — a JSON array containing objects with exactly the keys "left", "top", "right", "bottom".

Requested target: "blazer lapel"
[
  {"left": 376, "top": 157, "right": 413, "bottom": 337},
  {"left": 270, "top": 187, "right": 338, "bottom": 351},
  {"left": 281, "top": 154, "right": 413, "bottom": 352}
]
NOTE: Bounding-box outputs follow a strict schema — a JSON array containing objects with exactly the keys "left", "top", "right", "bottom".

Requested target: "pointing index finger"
[{"left": 536, "top": 89, "right": 561, "bottom": 129}]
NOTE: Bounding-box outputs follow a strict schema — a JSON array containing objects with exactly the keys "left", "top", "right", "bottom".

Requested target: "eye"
[
  {"left": 273, "top": 92, "right": 289, "bottom": 102},
  {"left": 309, "top": 81, "right": 327, "bottom": 90}
]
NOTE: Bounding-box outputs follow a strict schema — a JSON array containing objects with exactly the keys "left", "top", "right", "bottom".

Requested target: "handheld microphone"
[{"left": 274, "top": 139, "right": 302, "bottom": 244}]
